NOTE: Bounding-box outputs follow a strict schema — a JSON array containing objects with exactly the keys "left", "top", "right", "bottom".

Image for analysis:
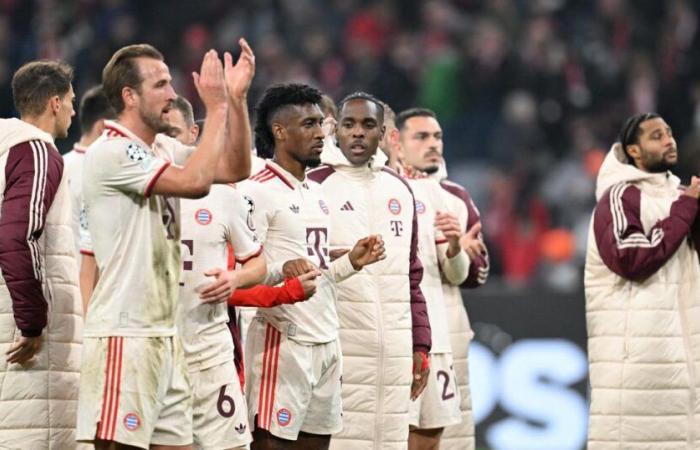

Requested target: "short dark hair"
[
  {"left": 78, "top": 85, "right": 116, "bottom": 135},
  {"left": 11, "top": 60, "right": 74, "bottom": 117},
  {"left": 102, "top": 44, "right": 164, "bottom": 114},
  {"left": 171, "top": 96, "right": 195, "bottom": 128},
  {"left": 395, "top": 107, "right": 437, "bottom": 131},
  {"left": 254, "top": 83, "right": 323, "bottom": 158},
  {"left": 618, "top": 112, "right": 661, "bottom": 164},
  {"left": 338, "top": 92, "right": 385, "bottom": 123}
]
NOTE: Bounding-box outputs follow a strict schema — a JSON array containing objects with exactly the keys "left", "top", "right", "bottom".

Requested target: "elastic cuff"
[
  {"left": 21, "top": 328, "right": 42, "bottom": 338},
  {"left": 412, "top": 344, "right": 430, "bottom": 355}
]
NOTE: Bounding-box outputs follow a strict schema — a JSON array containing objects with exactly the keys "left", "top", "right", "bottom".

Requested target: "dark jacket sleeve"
[
  {"left": 408, "top": 193, "right": 432, "bottom": 354},
  {"left": 593, "top": 183, "right": 697, "bottom": 281},
  {"left": 0, "top": 141, "right": 63, "bottom": 336}
]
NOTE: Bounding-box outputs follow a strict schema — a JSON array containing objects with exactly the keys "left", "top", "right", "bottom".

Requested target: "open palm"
[{"left": 224, "top": 38, "right": 256, "bottom": 99}]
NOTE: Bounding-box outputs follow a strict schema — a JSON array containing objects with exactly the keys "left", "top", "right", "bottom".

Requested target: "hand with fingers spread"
[
  {"left": 410, "top": 351, "right": 430, "bottom": 400},
  {"left": 224, "top": 38, "right": 256, "bottom": 101},
  {"left": 683, "top": 176, "right": 700, "bottom": 199},
  {"left": 6, "top": 335, "right": 42, "bottom": 365},
  {"left": 460, "top": 222, "right": 487, "bottom": 262},
  {"left": 193, "top": 49, "right": 228, "bottom": 111},
  {"left": 200, "top": 268, "right": 239, "bottom": 304},
  {"left": 348, "top": 234, "right": 386, "bottom": 270},
  {"left": 296, "top": 269, "right": 322, "bottom": 299},
  {"left": 435, "top": 211, "right": 463, "bottom": 257},
  {"left": 283, "top": 258, "right": 318, "bottom": 278}
]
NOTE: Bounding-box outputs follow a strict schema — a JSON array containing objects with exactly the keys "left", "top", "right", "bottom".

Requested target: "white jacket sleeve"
[{"left": 437, "top": 242, "right": 470, "bottom": 285}]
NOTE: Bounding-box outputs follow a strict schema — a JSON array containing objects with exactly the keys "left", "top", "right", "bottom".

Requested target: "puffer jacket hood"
[{"left": 595, "top": 142, "right": 679, "bottom": 200}]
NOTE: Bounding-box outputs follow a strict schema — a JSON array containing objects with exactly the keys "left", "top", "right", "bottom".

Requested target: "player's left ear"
[
  {"left": 272, "top": 123, "right": 286, "bottom": 142},
  {"left": 49, "top": 95, "right": 61, "bottom": 115}
]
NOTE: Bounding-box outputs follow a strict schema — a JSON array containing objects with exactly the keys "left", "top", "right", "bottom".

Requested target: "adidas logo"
[
  {"left": 340, "top": 201, "right": 354, "bottom": 211},
  {"left": 235, "top": 423, "right": 247, "bottom": 434},
  {"left": 289, "top": 205, "right": 300, "bottom": 214}
]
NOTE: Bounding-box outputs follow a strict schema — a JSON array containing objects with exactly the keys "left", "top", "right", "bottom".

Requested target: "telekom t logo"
[
  {"left": 390, "top": 220, "right": 403, "bottom": 237},
  {"left": 306, "top": 227, "right": 329, "bottom": 269}
]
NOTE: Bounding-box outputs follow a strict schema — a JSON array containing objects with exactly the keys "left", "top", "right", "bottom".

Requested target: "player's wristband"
[{"left": 415, "top": 351, "right": 430, "bottom": 372}]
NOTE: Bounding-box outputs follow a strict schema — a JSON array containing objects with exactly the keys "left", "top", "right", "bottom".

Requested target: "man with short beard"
[
  {"left": 394, "top": 107, "right": 489, "bottom": 450},
  {"left": 585, "top": 113, "right": 700, "bottom": 448},
  {"left": 77, "top": 40, "right": 255, "bottom": 449}
]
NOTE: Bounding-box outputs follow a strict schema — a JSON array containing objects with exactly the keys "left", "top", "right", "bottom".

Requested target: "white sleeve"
[
  {"left": 324, "top": 252, "right": 357, "bottom": 283},
  {"left": 98, "top": 139, "right": 170, "bottom": 197},
  {"left": 237, "top": 181, "right": 281, "bottom": 284},
  {"left": 437, "top": 241, "right": 470, "bottom": 285},
  {"left": 225, "top": 188, "right": 263, "bottom": 263},
  {"left": 78, "top": 202, "right": 94, "bottom": 255}
]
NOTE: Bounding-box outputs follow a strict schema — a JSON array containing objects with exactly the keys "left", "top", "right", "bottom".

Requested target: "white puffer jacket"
[
  {"left": 0, "top": 119, "right": 83, "bottom": 449},
  {"left": 430, "top": 168, "right": 489, "bottom": 450},
  {"left": 585, "top": 143, "right": 700, "bottom": 449},
  {"left": 308, "top": 142, "right": 431, "bottom": 450}
]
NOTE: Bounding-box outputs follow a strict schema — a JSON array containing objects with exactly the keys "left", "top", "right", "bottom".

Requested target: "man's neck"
[
  {"left": 117, "top": 114, "right": 157, "bottom": 146},
  {"left": 78, "top": 132, "right": 100, "bottom": 148},
  {"left": 21, "top": 114, "right": 55, "bottom": 139},
  {"left": 273, "top": 151, "right": 306, "bottom": 181}
]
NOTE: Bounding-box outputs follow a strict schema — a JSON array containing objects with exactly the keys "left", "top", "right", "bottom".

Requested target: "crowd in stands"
[{"left": 2, "top": 0, "right": 699, "bottom": 289}]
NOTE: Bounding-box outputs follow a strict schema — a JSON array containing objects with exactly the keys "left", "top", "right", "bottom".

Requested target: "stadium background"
[{"left": 2, "top": 0, "right": 700, "bottom": 448}]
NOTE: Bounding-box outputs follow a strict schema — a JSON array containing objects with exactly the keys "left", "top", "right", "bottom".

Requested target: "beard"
[
  {"left": 422, "top": 164, "right": 440, "bottom": 174},
  {"left": 302, "top": 155, "right": 322, "bottom": 168},
  {"left": 140, "top": 106, "right": 170, "bottom": 134},
  {"left": 643, "top": 151, "right": 677, "bottom": 173}
]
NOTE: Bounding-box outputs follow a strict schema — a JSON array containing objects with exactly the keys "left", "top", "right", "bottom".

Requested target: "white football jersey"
[
  {"left": 237, "top": 160, "right": 356, "bottom": 344},
  {"left": 82, "top": 120, "right": 193, "bottom": 337},
  {"left": 63, "top": 143, "right": 87, "bottom": 256},
  {"left": 178, "top": 183, "right": 262, "bottom": 371}
]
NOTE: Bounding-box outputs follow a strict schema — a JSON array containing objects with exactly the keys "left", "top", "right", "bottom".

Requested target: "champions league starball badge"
[{"left": 125, "top": 143, "right": 149, "bottom": 162}]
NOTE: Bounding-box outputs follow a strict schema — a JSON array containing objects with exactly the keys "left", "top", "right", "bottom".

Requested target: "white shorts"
[
  {"left": 409, "top": 352, "right": 462, "bottom": 429},
  {"left": 191, "top": 360, "right": 252, "bottom": 449},
  {"left": 245, "top": 317, "right": 342, "bottom": 440},
  {"left": 77, "top": 336, "right": 193, "bottom": 448}
]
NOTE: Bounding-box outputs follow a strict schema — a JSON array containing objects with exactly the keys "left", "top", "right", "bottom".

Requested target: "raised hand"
[
  {"left": 460, "top": 222, "right": 487, "bottom": 261},
  {"left": 348, "top": 234, "right": 386, "bottom": 270},
  {"left": 435, "top": 211, "right": 462, "bottom": 257},
  {"left": 224, "top": 38, "right": 256, "bottom": 101},
  {"left": 199, "top": 267, "right": 239, "bottom": 304},
  {"left": 683, "top": 176, "right": 700, "bottom": 199},
  {"left": 192, "top": 49, "right": 228, "bottom": 111}
]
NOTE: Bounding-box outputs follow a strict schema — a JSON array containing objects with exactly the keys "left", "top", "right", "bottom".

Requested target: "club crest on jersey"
[
  {"left": 195, "top": 209, "right": 212, "bottom": 225},
  {"left": 388, "top": 198, "right": 402, "bottom": 215},
  {"left": 277, "top": 408, "right": 292, "bottom": 426},
  {"left": 415, "top": 200, "right": 426, "bottom": 214},
  {"left": 319, "top": 199, "right": 329, "bottom": 215},
  {"left": 123, "top": 412, "right": 141, "bottom": 431}
]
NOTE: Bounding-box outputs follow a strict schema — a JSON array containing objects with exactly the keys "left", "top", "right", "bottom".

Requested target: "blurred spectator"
[{"left": 2, "top": 0, "right": 699, "bottom": 287}]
